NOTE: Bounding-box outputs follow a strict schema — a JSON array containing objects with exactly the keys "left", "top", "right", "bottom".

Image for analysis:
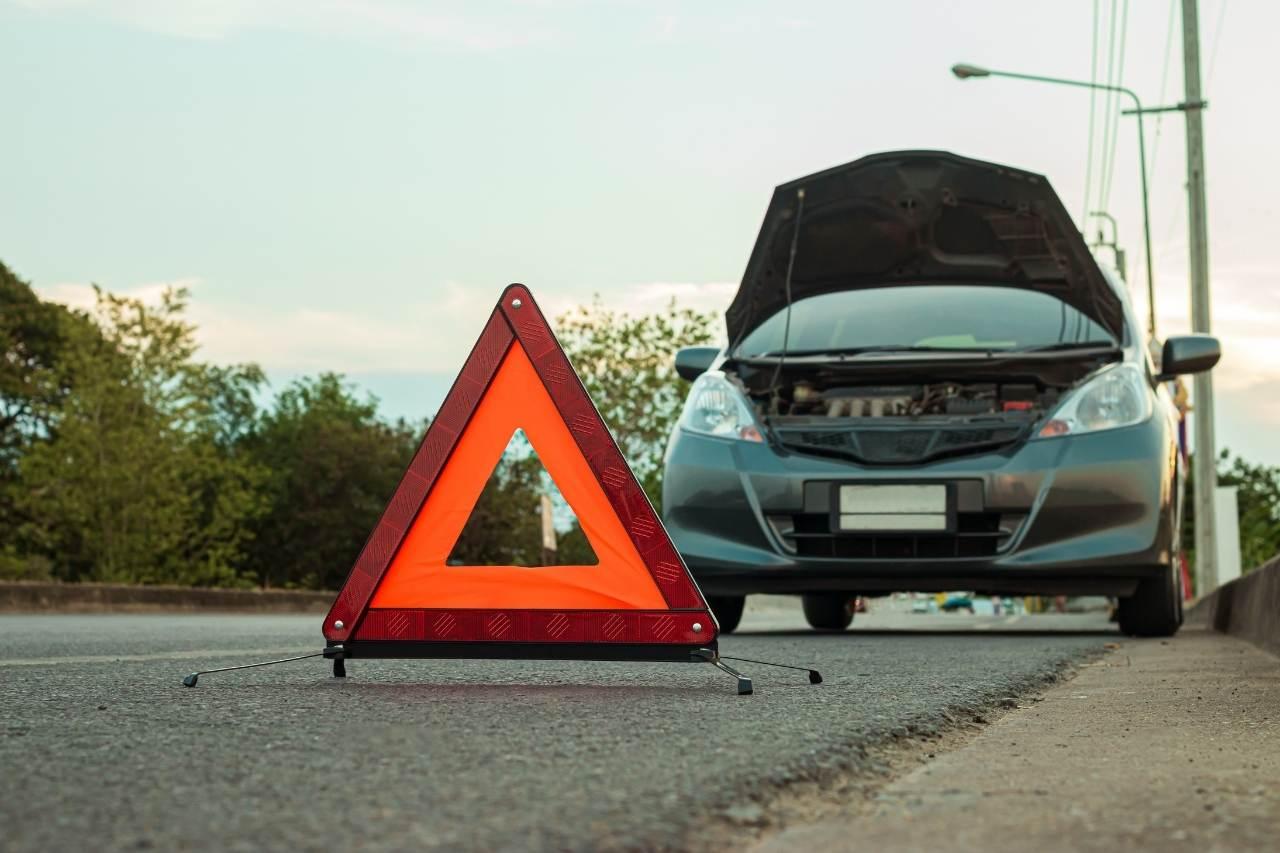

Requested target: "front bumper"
[{"left": 661, "top": 417, "right": 1176, "bottom": 598}]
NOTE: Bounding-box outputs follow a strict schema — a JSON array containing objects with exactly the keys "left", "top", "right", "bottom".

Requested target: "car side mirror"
[
  {"left": 1157, "top": 334, "right": 1221, "bottom": 380},
  {"left": 674, "top": 346, "right": 720, "bottom": 381}
]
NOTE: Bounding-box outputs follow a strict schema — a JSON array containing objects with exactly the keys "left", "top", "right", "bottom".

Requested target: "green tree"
[
  {"left": 1224, "top": 454, "right": 1280, "bottom": 570},
  {"left": 555, "top": 298, "right": 716, "bottom": 510},
  {"left": 15, "top": 286, "right": 266, "bottom": 586},
  {"left": 241, "top": 374, "right": 421, "bottom": 589},
  {"left": 555, "top": 522, "right": 595, "bottom": 564},
  {"left": 1183, "top": 449, "right": 1280, "bottom": 574},
  {"left": 448, "top": 431, "right": 599, "bottom": 567},
  {"left": 0, "top": 260, "right": 100, "bottom": 568},
  {"left": 450, "top": 442, "right": 546, "bottom": 566},
  {"left": 4, "top": 278, "right": 723, "bottom": 587},
  {"left": 184, "top": 362, "right": 271, "bottom": 584}
]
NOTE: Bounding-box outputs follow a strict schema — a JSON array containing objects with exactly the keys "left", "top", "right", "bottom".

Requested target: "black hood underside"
[{"left": 726, "top": 150, "right": 1126, "bottom": 348}]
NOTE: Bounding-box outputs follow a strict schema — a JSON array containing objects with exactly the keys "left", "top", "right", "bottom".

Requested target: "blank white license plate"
[{"left": 837, "top": 484, "right": 948, "bottom": 532}]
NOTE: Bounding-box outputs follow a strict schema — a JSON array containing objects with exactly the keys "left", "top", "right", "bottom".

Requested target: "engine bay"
[
  {"left": 722, "top": 350, "right": 1119, "bottom": 462},
  {"left": 762, "top": 380, "right": 1061, "bottom": 421}
]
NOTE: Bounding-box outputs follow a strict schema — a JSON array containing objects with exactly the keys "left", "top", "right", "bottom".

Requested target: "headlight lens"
[
  {"left": 677, "top": 371, "right": 763, "bottom": 442},
  {"left": 1036, "top": 363, "right": 1153, "bottom": 438}
]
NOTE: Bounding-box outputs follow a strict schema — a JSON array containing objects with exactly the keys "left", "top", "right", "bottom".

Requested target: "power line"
[
  {"left": 1149, "top": 0, "right": 1179, "bottom": 178},
  {"left": 1160, "top": 195, "right": 1187, "bottom": 250},
  {"left": 1206, "top": 0, "right": 1229, "bottom": 92},
  {"left": 1100, "top": 0, "right": 1130, "bottom": 210},
  {"left": 1096, "top": 0, "right": 1119, "bottom": 220},
  {"left": 1082, "top": 0, "right": 1101, "bottom": 226}
]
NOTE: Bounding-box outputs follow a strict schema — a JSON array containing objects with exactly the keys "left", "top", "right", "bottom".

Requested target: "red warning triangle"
[{"left": 323, "top": 284, "right": 716, "bottom": 655}]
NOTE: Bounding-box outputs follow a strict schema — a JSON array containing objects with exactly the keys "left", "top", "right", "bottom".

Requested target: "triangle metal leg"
[{"left": 709, "top": 657, "right": 753, "bottom": 695}]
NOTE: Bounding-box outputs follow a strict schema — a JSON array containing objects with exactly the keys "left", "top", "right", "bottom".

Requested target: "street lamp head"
[{"left": 951, "top": 63, "right": 991, "bottom": 80}]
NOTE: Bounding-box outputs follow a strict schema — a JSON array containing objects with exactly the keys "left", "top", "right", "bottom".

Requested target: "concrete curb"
[
  {"left": 1186, "top": 554, "right": 1280, "bottom": 658},
  {"left": 0, "top": 581, "right": 333, "bottom": 613}
]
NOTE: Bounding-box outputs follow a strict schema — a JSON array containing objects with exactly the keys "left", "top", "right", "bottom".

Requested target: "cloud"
[
  {"left": 195, "top": 293, "right": 496, "bottom": 375},
  {"left": 37, "top": 278, "right": 199, "bottom": 311},
  {"left": 605, "top": 280, "right": 736, "bottom": 314},
  {"left": 37, "top": 275, "right": 513, "bottom": 380},
  {"left": 36, "top": 277, "right": 736, "bottom": 373},
  {"left": 194, "top": 305, "right": 429, "bottom": 372},
  {"left": 539, "top": 281, "right": 736, "bottom": 317},
  {"left": 1145, "top": 265, "right": 1280, "bottom": 395},
  {"left": 15, "top": 0, "right": 556, "bottom": 49},
  {"left": 532, "top": 281, "right": 735, "bottom": 346}
]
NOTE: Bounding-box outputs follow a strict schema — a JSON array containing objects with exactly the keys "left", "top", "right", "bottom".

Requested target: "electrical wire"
[
  {"left": 1206, "top": 0, "right": 1229, "bottom": 92},
  {"left": 1149, "top": 0, "right": 1179, "bottom": 179},
  {"left": 1096, "top": 0, "right": 1119, "bottom": 221},
  {"left": 1100, "top": 0, "right": 1130, "bottom": 210},
  {"left": 1161, "top": 195, "right": 1187, "bottom": 247},
  {"left": 1083, "top": 0, "right": 1101, "bottom": 227}
]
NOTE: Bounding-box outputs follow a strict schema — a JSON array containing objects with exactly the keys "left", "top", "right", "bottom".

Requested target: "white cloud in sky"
[
  {"left": 582, "top": 280, "right": 736, "bottom": 316},
  {"left": 38, "top": 277, "right": 196, "bottom": 311},
  {"left": 37, "top": 277, "right": 425, "bottom": 371},
  {"left": 35, "top": 278, "right": 737, "bottom": 373},
  {"left": 1141, "top": 265, "right": 1280, "bottom": 395},
  {"left": 15, "top": 0, "right": 555, "bottom": 48}
]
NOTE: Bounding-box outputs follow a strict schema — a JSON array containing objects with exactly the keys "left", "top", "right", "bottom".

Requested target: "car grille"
[
  {"left": 769, "top": 511, "right": 1025, "bottom": 560},
  {"left": 774, "top": 423, "right": 1027, "bottom": 464}
]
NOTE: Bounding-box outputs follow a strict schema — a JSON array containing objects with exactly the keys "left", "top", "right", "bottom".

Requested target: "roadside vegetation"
[
  {"left": 6, "top": 258, "right": 1274, "bottom": 589},
  {"left": 0, "top": 260, "right": 714, "bottom": 588},
  {"left": 1183, "top": 450, "right": 1280, "bottom": 576}
]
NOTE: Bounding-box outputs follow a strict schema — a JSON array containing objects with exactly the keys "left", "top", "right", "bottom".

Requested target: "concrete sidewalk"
[{"left": 755, "top": 627, "right": 1280, "bottom": 852}]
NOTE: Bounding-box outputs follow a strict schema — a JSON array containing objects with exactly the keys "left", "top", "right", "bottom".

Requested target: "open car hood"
[{"left": 725, "top": 150, "right": 1126, "bottom": 348}]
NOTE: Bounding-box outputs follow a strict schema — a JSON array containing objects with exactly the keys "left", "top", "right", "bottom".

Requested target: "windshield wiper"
[
  {"left": 1010, "top": 341, "right": 1120, "bottom": 353},
  {"left": 753, "top": 344, "right": 992, "bottom": 358},
  {"left": 744, "top": 341, "right": 1123, "bottom": 360}
]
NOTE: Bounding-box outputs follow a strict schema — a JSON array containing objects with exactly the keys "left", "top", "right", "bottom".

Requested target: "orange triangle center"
[{"left": 369, "top": 344, "right": 669, "bottom": 611}]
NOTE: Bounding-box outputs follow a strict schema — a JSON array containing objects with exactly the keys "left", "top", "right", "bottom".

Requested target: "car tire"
[
  {"left": 802, "top": 594, "right": 855, "bottom": 632},
  {"left": 707, "top": 596, "right": 745, "bottom": 634},
  {"left": 1118, "top": 564, "right": 1183, "bottom": 637}
]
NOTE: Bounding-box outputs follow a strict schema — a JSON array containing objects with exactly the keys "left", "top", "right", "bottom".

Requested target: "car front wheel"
[
  {"left": 1118, "top": 564, "right": 1182, "bottom": 637},
  {"left": 802, "top": 594, "right": 855, "bottom": 632},
  {"left": 707, "top": 596, "right": 745, "bottom": 634}
]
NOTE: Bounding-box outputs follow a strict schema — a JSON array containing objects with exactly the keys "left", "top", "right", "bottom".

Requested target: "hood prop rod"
[{"left": 767, "top": 187, "right": 806, "bottom": 413}]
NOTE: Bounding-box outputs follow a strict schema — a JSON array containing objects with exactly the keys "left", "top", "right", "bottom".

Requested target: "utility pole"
[
  {"left": 540, "top": 493, "right": 557, "bottom": 566},
  {"left": 1183, "top": 0, "right": 1217, "bottom": 593}
]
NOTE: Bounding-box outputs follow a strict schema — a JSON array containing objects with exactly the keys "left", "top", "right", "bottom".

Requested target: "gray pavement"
[
  {"left": 757, "top": 626, "right": 1280, "bottom": 853},
  {"left": 1, "top": 601, "right": 1113, "bottom": 852}
]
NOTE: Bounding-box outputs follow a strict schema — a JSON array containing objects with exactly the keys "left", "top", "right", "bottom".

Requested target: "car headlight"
[
  {"left": 1036, "top": 363, "right": 1153, "bottom": 438},
  {"left": 677, "top": 371, "right": 763, "bottom": 442}
]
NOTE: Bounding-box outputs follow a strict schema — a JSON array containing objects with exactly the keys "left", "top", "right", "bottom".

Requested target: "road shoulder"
[{"left": 749, "top": 626, "right": 1280, "bottom": 852}]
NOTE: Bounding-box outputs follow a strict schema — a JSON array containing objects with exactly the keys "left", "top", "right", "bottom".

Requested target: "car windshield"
[{"left": 735, "top": 285, "right": 1119, "bottom": 357}]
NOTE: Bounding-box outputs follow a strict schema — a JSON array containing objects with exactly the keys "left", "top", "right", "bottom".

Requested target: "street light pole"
[
  {"left": 1181, "top": 0, "right": 1218, "bottom": 592},
  {"left": 953, "top": 58, "right": 1219, "bottom": 595},
  {"left": 951, "top": 64, "right": 1157, "bottom": 338}
]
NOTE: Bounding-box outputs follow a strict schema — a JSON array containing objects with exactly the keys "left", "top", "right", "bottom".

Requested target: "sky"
[{"left": 3, "top": 0, "right": 1277, "bottom": 464}]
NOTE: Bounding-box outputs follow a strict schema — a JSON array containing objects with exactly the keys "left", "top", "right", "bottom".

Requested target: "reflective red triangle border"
[{"left": 322, "top": 284, "right": 716, "bottom": 650}]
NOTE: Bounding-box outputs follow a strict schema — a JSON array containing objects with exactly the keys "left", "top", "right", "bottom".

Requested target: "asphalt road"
[{"left": 1, "top": 601, "right": 1113, "bottom": 852}]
